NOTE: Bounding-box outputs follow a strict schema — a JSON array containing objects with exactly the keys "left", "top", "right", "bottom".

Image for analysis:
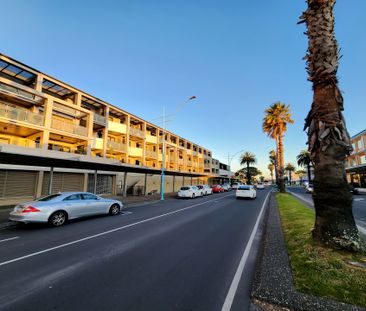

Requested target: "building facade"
[
  {"left": 0, "top": 53, "right": 214, "bottom": 202},
  {"left": 346, "top": 129, "right": 366, "bottom": 188}
]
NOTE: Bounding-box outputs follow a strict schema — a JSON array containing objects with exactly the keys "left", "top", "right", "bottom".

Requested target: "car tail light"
[{"left": 22, "top": 206, "right": 41, "bottom": 213}]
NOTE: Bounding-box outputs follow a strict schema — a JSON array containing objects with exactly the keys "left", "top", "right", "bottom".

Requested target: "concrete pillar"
[
  {"left": 123, "top": 172, "right": 128, "bottom": 197},
  {"left": 93, "top": 170, "right": 98, "bottom": 194},
  {"left": 183, "top": 176, "right": 185, "bottom": 186},
  {"left": 87, "top": 111, "right": 94, "bottom": 156},
  {"left": 48, "top": 167, "right": 54, "bottom": 195},
  {"left": 173, "top": 175, "right": 175, "bottom": 192},
  {"left": 144, "top": 173, "right": 148, "bottom": 196},
  {"left": 102, "top": 106, "right": 110, "bottom": 158},
  {"left": 83, "top": 173, "right": 88, "bottom": 192},
  {"left": 191, "top": 176, "right": 193, "bottom": 185},
  {"left": 35, "top": 171, "right": 44, "bottom": 198}
]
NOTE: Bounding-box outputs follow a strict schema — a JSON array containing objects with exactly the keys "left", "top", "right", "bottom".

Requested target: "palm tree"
[
  {"left": 299, "top": 0, "right": 361, "bottom": 250},
  {"left": 267, "top": 163, "right": 275, "bottom": 184},
  {"left": 285, "top": 163, "right": 296, "bottom": 185},
  {"left": 239, "top": 152, "right": 256, "bottom": 184},
  {"left": 297, "top": 150, "right": 313, "bottom": 184},
  {"left": 263, "top": 103, "right": 294, "bottom": 192},
  {"left": 295, "top": 169, "right": 306, "bottom": 185},
  {"left": 269, "top": 150, "right": 278, "bottom": 185}
]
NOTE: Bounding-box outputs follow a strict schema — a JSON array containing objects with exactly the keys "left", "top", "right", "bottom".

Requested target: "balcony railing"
[
  {"left": 129, "top": 127, "right": 145, "bottom": 139},
  {"left": 0, "top": 102, "right": 44, "bottom": 126},
  {"left": 51, "top": 118, "right": 88, "bottom": 136},
  {"left": 145, "top": 150, "right": 157, "bottom": 158},
  {"left": 107, "top": 140, "right": 127, "bottom": 152},
  {"left": 94, "top": 113, "right": 106, "bottom": 125}
]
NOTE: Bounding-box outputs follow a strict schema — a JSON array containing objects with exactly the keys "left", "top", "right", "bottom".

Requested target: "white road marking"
[
  {"left": 354, "top": 198, "right": 365, "bottom": 201},
  {"left": 221, "top": 191, "right": 271, "bottom": 311},
  {"left": 0, "top": 237, "right": 19, "bottom": 243},
  {"left": 0, "top": 194, "right": 234, "bottom": 268}
]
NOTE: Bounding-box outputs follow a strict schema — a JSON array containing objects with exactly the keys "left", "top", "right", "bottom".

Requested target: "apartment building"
[
  {"left": 346, "top": 129, "right": 366, "bottom": 188},
  {"left": 0, "top": 53, "right": 214, "bottom": 202}
]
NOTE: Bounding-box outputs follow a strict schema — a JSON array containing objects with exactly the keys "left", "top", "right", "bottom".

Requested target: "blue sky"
[{"left": 2, "top": 0, "right": 365, "bottom": 175}]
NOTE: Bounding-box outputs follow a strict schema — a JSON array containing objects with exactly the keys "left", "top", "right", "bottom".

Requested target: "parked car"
[
  {"left": 305, "top": 184, "right": 314, "bottom": 193},
  {"left": 197, "top": 185, "right": 213, "bottom": 196},
  {"left": 236, "top": 185, "right": 256, "bottom": 199},
  {"left": 256, "top": 182, "right": 265, "bottom": 189},
  {"left": 221, "top": 184, "right": 232, "bottom": 191},
  {"left": 212, "top": 185, "right": 224, "bottom": 193},
  {"left": 349, "top": 185, "right": 360, "bottom": 195},
  {"left": 177, "top": 186, "right": 203, "bottom": 199},
  {"left": 9, "top": 192, "right": 123, "bottom": 227}
]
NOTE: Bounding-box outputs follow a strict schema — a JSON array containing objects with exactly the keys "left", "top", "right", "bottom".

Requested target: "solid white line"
[
  {"left": 0, "top": 194, "right": 233, "bottom": 268},
  {"left": 221, "top": 191, "right": 271, "bottom": 311},
  {"left": 0, "top": 237, "right": 19, "bottom": 243}
]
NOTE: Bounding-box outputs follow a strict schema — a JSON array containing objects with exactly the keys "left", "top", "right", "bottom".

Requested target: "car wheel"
[
  {"left": 192, "top": 193, "right": 195, "bottom": 199},
  {"left": 49, "top": 211, "right": 67, "bottom": 227},
  {"left": 109, "top": 204, "right": 120, "bottom": 216}
]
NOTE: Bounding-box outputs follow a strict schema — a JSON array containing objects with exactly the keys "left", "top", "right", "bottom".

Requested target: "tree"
[
  {"left": 297, "top": 150, "right": 313, "bottom": 184},
  {"left": 263, "top": 103, "right": 294, "bottom": 192},
  {"left": 238, "top": 167, "right": 261, "bottom": 183},
  {"left": 267, "top": 163, "right": 275, "bottom": 184},
  {"left": 269, "top": 150, "right": 278, "bottom": 185},
  {"left": 295, "top": 169, "right": 306, "bottom": 185},
  {"left": 299, "top": 0, "right": 362, "bottom": 251},
  {"left": 259, "top": 176, "right": 265, "bottom": 182},
  {"left": 285, "top": 163, "right": 296, "bottom": 185},
  {"left": 239, "top": 152, "right": 256, "bottom": 184}
]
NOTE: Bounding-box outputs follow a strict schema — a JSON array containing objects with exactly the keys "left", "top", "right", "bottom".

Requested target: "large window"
[{"left": 360, "top": 155, "right": 366, "bottom": 165}]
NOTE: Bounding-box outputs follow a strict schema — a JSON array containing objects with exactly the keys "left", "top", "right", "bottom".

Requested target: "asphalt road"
[
  {"left": 287, "top": 186, "right": 366, "bottom": 236},
  {"left": 0, "top": 188, "right": 271, "bottom": 311}
]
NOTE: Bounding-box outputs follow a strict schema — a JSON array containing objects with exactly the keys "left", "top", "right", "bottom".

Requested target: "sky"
[{"left": 2, "top": 0, "right": 365, "bottom": 176}]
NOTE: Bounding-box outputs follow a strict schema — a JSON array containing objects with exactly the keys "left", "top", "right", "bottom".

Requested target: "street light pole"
[
  {"left": 227, "top": 149, "right": 245, "bottom": 185},
  {"left": 160, "top": 96, "right": 196, "bottom": 201}
]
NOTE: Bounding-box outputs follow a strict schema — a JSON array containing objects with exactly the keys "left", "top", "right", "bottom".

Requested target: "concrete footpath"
[{"left": 0, "top": 193, "right": 177, "bottom": 229}]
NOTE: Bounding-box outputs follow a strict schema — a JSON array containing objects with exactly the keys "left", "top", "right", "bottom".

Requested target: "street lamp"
[
  {"left": 227, "top": 149, "right": 245, "bottom": 185},
  {"left": 160, "top": 96, "right": 197, "bottom": 201}
]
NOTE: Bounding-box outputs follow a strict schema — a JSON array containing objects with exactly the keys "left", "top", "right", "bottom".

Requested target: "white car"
[
  {"left": 256, "top": 182, "right": 265, "bottom": 189},
  {"left": 197, "top": 185, "right": 213, "bottom": 195},
  {"left": 236, "top": 185, "right": 256, "bottom": 199},
  {"left": 221, "top": 184, "right": 232, "bottom": 191},
  {"left": 177, "top": 186, "right": 203, "bottom": 199},
  {"left": 231, "top": 182, "right": 241, "bottom": 190}
]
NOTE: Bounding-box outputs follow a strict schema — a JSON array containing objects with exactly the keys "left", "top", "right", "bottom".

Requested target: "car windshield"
[
  {"left": 37, "top": 194, "right": 62, "bottom": 201},
  {"left": 181, "top": 187, "right": 190, "bottom": 190}
]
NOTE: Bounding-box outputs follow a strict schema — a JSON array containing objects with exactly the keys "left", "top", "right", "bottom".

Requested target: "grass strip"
[{"left": 276, "top": 193, "right": 366, "bottom": 307}]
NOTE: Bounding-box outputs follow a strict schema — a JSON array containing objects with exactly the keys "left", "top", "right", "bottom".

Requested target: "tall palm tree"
[
  {"left": 285, "top": 163, "right": 296, "bottom": 185},
  {"left": 263, "top": 103, "right": 294, "bottom": 192},
  {"left": 297, "top": 150, "right": 313, "bottom": 184},
  {"left": 267, "top": 163, "right": 275, "bottom": 184},
  {"left": 269, "top": 150, "right": 278, "bottom": 185},
  {"left": 299, "top": 0, "right": 361, "bottom": 250},
  {"left": 239, "top": 152, "right": 256, "bottom": 184}
]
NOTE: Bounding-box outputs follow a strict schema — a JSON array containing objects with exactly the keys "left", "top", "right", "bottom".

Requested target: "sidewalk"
[
  {"left": 251, "top": 192, "right": 366, "bottom": 311},
  {"left": 0, "top": 193, "right": 177, "bottom": 229}
]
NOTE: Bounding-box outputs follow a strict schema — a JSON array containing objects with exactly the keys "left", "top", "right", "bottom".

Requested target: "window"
[
  {"left": 37, "top": 194, "right": 62, "bottom": 201},
  {"left": 64, "top": 194, "right": 82, "bottom": 201},
  {"left": 358, "top": 139, "right": 364, "bottom": 151},
  {"left": 360, "top": 155, "right": 366, "bottom": 164},
  {"left": 82, "top": 193, "right": 98, "bottom": 200}
]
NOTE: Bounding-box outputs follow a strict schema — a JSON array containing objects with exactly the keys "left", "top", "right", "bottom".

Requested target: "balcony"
[
  {"left": 51, "top": 118, "right": 88, "bottom": 136},
  {"left": 146, "top": 134, "right": 157, "bottom": 144},
  {"left": 0, "top": 102, "right": 44, "bottom": 126},
  {"left": 186, "top": 149, "right": 192, "bottom": 155},
  {"left": 107, "top": 140, "right": 127, "bottom": 152},
  {"left": 130, "top": 127, "right": 145, "bottom": 139},
  {"left": 145, "top": 150, "right": 157, "bottom": 158},
  {"left": 187, "top": 161, "right": 192, "bottom": 166},
  {"left": 108, "top": 121, "right": 127, "bottom": 134},
  {"left": 92, "top": 137, "right": 104, "bottom": 149},
  {"left": 94, "top": 113, "right": 106, "bottom": 125},
  {"left": 129, "top": 146, "right": 143, "bottom": 157},
  {"left": 192, "top": 151, "right": 198, "bottom": 156}
]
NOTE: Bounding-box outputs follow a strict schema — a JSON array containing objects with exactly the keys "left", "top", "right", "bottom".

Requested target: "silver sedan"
[{"left": 9, "top": 192, "right": 123, "bottom": 227}]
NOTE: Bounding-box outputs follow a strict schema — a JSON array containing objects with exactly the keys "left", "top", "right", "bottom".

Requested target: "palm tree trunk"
[
  {"left": 307, "top": 164, "right": 311, "bottom": 184},
  {"left": 310, "top": 85, "right": 360, "bottom": 249},
  {"left": 246, "top": 162, "right": 250, "bottom": 184},
  {"left": 278, "top": 133, "right": 285, "bottom": 192}
]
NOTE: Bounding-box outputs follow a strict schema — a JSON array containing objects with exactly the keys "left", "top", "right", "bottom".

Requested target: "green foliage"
[{"left": 276, "top": 193, "right": 366, "bottom": 307}]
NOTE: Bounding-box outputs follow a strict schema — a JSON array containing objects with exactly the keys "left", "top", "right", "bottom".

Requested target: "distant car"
[
  {"left": 236, "top": 185, "right": 256, "bottom": 199},
  {"left": 197, "top": 185, "right": 213, "bottom": 196},
  {"left": 177, "top": 186, "right": 203, "bottom": 199},
  {"left": 9, "top": 192, "right": 123, "bottom": 227},
  {"left": 256, "top": 182, "right": 265, "bottom": 189},
  {"left": 349, "top": 185, "right": 359, "bottom": 195},
  {"left": 231, "top": 182, "right": 240, "bottom": 190},
  {"left": 305, "top": 184, "right": 314, "bottom": 193},
  {"left": 221, "top": 184, "right": 231, "bottom": 191},
  {"left": 212, "top": 185, "right": 224, "bottom": 193}
]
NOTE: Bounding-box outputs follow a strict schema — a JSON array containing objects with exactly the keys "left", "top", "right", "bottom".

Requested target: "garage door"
[
  {"left": 88, "top": 174, "right": 113, "bottom": 194},
  {"left": 0, "top": 170, "right": 37, "bottom": 198},
  {"left": 42, "top": 172, "right": 84, "bottom": 195}
]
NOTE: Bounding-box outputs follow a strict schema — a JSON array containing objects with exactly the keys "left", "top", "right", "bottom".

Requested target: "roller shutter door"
[
  {"left": 88, "top": 174, "right": 113, "bottom": 194},
  {"left": 42, "top": 172, "right": 84, "bottom": 195},
  {"left": 0, "top": 170, "right": 37, "bottom": 198}
]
